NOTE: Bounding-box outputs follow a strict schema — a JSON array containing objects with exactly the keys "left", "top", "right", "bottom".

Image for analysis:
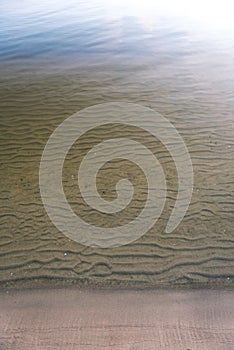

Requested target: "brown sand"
[{"left": 0, "top": 288, "right": 233, "bottom": 349}]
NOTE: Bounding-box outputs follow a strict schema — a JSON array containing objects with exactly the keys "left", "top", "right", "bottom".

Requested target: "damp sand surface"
[{"left": 0, "top": 288, "right": 233, "bottom": 350}]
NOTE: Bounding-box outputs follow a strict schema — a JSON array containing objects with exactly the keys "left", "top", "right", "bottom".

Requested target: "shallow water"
[{"left": 0, "top": 0, "right": 233, "bottom": 289}]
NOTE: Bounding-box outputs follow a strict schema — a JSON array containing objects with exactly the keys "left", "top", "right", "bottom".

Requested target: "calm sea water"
[{"left": 0, "top": 0, "right": 233, "bottom": 288}]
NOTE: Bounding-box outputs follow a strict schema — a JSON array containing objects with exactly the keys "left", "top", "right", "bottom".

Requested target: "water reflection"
[{"left": 1, "top": 0, "right": 234, "bottom": 62}]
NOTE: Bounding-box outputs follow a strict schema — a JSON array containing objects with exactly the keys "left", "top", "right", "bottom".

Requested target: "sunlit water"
[{"left": 0, "top": 0, "right": 233, "bottom": 288}]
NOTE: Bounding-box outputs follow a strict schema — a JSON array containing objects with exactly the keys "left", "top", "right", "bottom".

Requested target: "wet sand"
[{"left": 0, "top": 288, "right": 233, "bottom": 349}]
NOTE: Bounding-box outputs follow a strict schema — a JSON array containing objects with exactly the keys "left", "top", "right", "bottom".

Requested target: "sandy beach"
[
  {"left": 0, "top": 288, "right": 233, "bottom": 349},
  {"left": 0, "top": 2, "right": 234, "bottom": 350}
]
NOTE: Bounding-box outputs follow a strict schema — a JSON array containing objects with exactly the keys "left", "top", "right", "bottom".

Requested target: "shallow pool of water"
[{"left": 0, "top": 0, "right": 233, "bottom": 289}]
